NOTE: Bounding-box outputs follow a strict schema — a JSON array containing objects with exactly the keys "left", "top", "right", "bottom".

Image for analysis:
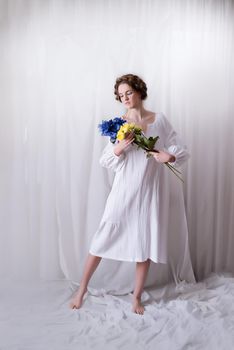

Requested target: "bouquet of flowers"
[{"left": 98, "top": 117, "right": 183, "bottom": 182}]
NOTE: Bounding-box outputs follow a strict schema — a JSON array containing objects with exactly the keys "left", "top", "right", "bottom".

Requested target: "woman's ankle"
[
  {"left": 76, "top": 283, "right": 87, "bottom": 294},
  {"left": 133, "top": 294, "right": 142, "bottom": 301}
]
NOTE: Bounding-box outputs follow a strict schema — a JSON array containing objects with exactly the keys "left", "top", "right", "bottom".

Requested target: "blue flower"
[{"left": 98, "top": 117, "right": 126, "bottom": 143}]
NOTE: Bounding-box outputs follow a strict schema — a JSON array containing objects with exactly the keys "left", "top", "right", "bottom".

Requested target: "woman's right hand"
[{"left": 114, "top": 132, "right": 135, "bottom": 156}]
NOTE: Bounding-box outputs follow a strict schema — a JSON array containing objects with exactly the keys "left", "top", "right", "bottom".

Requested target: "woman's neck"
[{"left": 126, "top": 107, "right": 148, "bottom": 122}]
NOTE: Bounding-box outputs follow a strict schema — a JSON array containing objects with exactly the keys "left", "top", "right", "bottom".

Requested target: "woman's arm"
[
  {"left": 162, "top": 114, "right": 190, "bottom": 168},
  {"left": 149, "top": 114, "right": 189, "bottom": 167},
  {"left": 99, "top": 132, "right": 134, "bottom": 172}
]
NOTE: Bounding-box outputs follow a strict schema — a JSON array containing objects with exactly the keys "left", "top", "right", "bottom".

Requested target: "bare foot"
[
  {"left": 69, "top": 287, "right": 87, "bottom": 309},
  {"left": 132, "top": 297, "right": 145, "bottom": 315}
]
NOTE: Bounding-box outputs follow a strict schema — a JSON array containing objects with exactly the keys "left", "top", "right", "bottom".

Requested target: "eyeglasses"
[{"left": 118, "top": 90, "right": 134, "bottom": 100}]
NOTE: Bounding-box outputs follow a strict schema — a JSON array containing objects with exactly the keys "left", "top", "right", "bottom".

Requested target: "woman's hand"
[
  {"left": 149, "top": 150, "right": 176, "bottom": 163},
  {"left": 114, "top": 132, "right": 135, "bottom": 156}
]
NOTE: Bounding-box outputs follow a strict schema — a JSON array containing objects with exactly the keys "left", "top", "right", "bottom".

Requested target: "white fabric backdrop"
[{"left": 0, "top": 0, "right": 233, "bottom": 291}]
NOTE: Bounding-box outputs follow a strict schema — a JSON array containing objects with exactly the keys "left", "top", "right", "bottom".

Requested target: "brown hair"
[{"left": 114, "top": 74, "right": 147, "bottom": 101}]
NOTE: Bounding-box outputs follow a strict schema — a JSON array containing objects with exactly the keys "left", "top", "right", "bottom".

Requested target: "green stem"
[
  {"left": 165, "top": 163, "right": 184, "bottom": 183},
  {"left": 165, "top": 162, "right": 182, "bottom": 174}
]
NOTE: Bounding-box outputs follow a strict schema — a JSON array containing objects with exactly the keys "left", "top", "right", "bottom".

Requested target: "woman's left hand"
[{"left": 148, "top": 150, "right": 176, "bottom": 163}]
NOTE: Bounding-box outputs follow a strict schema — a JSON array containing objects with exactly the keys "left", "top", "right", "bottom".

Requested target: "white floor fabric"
[{"left": 1, "top": 272, "right": 234, "bottom": 350}]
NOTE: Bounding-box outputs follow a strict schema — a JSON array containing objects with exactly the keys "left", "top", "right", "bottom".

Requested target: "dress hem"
[{"left": 89, "top": 250, "right": 167, "bottom": 264}]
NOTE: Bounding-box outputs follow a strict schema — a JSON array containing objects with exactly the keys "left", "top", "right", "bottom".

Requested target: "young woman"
[{"left": 69, "top": 74, "right": 189, "bottom": 315}]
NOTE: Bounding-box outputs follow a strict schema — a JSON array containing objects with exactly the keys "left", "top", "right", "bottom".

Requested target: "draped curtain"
[{"left": 0, "top": 0, "right": 233, "bottom": 290}]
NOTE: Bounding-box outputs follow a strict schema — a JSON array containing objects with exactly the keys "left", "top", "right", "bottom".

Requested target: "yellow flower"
[
  {"left": 116, "top": 123, "right": 143, "bottom": 140},
  {"left": 116, "top": 129, "right": 125, "bottom": 140},
  {"left": 121, "top": 124, "right": 130, "bottom": 133}
]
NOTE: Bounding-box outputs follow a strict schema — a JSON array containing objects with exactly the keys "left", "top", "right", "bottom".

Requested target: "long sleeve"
[
  {"left": 161, "top": 114, "right": 190, "bottom": 168},
  {"left": 99, "top": 141, "right": 126, "bottom": 172}
]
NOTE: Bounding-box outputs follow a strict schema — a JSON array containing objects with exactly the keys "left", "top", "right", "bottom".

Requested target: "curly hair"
[{"left": 114, "top": 74, "right": 147, "bottom": 101}]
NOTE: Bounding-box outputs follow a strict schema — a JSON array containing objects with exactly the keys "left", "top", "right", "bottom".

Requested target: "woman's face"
[{"left": 118, "top": 83, "right": 142, "bottom": 109}]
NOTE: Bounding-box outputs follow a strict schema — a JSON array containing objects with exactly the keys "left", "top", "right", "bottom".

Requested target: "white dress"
[{"left": 89, "top": 113, "right": 190, "bottom": 263}]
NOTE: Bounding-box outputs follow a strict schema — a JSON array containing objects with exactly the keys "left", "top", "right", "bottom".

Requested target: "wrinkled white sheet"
[{"left": 1, "top": 273, "right": 234, "bottom": 350}]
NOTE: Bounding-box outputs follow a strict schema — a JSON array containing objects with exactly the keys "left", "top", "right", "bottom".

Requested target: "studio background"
[{"left": 0, "top": 0, "right": 233, "bottom": 292}]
